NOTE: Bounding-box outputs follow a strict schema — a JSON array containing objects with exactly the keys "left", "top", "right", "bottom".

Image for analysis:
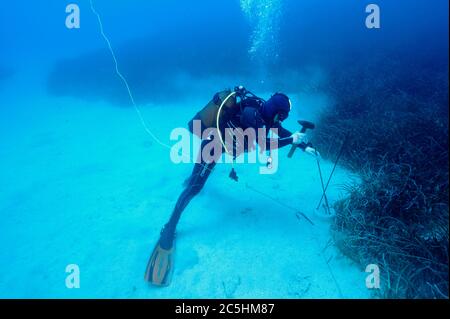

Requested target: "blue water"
[{"left": 0, "top": 0, "right": 448, "bottom": 298}]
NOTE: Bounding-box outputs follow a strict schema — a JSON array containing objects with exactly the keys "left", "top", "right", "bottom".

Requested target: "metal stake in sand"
[
  {"left": 316, "top": 135, "right": 349, "bottom": 210},
  {"left": 315, "top": 153, "right": 331, "bottom": 214}
]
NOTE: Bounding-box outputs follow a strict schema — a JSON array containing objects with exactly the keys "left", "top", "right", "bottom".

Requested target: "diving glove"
[
  {"left": 291, "top": 132, "right": 308, "bottom": 145},
  {"left": 305, "top": 146, "right": 321, "bottom": 161}
]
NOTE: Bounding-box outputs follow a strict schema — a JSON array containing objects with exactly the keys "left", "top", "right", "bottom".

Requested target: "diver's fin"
[{"left": 144, "top": 239, "right": 175, "bottom": 286}]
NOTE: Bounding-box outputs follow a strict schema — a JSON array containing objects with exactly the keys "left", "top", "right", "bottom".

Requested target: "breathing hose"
[{"left": 216, "top": 91, "right": 238, "bottom": 155}]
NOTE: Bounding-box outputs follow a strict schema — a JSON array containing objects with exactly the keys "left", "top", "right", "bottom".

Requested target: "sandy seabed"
[{"left": 0, "top": 77, "right": 372, "bottom": 298}]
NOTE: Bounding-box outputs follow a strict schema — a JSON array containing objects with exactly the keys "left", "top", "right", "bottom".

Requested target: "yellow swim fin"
[{"left": 144, "top": 239, "right": 175, "bottom": 286}]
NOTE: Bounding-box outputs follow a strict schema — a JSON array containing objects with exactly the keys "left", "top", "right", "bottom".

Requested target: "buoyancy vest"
[{"left": 188, "top": 89, "right": 238, "bottom": 138}]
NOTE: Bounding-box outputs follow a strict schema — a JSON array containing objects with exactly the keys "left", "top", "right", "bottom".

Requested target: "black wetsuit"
[{"left": 159, "top": 98, "right": 296, "bottom": 249}]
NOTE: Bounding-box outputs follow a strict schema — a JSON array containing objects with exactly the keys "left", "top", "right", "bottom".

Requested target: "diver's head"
[{"left": 262, "top": 93, "right": 292, "bottom": 124}]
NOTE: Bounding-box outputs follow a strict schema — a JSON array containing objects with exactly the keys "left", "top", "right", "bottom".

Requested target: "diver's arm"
[
  {"left": 271, "top": 136, "right": 296, "bottom": 149},
  {"left": 278, "top": 125, "right": 300, "bottom": 148},
  {"left": 264, "top": 123, "right": 301, "bottom": 149},
  {"left": 276, "top": 124, "right": 293, "bottom": 139}
]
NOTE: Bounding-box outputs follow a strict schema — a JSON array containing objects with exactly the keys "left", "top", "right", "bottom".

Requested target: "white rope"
[{"left": 89, "top": 0, "right": 171, "bottom": 150}]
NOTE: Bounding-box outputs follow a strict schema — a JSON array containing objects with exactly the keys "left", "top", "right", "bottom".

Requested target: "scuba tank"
[
  {"left": 188, "top": 86, "right": 265, "bottom": 138},
  {"left": 188, "top": 89, "right": 238, "bottom": 138}
]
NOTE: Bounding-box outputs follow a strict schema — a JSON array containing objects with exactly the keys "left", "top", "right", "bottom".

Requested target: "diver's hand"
[
  {"left": 305, "top": 146, "right": 321, "bottom": 161},
  {"left": 291, "top": 132, "right": 308, "bottom": 145}
]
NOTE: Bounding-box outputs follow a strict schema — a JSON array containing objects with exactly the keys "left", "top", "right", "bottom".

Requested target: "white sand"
[{"left": 0, "top": 80, "right": 371, "bottom": 298}]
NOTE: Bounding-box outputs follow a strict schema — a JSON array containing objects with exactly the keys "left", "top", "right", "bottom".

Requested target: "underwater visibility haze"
[{"left": 0, "top": 0, "right": 448, "bottom": 299}]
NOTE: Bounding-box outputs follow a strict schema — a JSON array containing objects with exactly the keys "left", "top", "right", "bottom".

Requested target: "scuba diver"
[{"left": 145, "top": 86, "right": 320, "bottom": 286}]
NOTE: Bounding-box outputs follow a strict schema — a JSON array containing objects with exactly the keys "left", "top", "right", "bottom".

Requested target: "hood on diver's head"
[{"left": 262, "top": 93, "right": 292, "bottom": 123}]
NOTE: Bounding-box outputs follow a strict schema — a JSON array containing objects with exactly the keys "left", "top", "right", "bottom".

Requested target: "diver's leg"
[
  {"left": 145, "top": 139, "right": 220, "bottom": 285},
  {"left": 145, "top": 161, "right": 215, "bottom": 286},
  {"left": 159, "top": 159, "right": 216, "bottom": 249}
]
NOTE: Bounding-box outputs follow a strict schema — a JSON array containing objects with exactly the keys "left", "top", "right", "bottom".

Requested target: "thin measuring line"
[
  {"left": 89, "top": 0, "right": 222, "bottom": 176},
  {"left": 248, "top": 181, "right": 344, "bottom": 295},
  {"left": 245, "top": 183, "right": 314, "bottom": 225},
  {"left": 89, "top": 0, "right": 171, "bottom": 150}
]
